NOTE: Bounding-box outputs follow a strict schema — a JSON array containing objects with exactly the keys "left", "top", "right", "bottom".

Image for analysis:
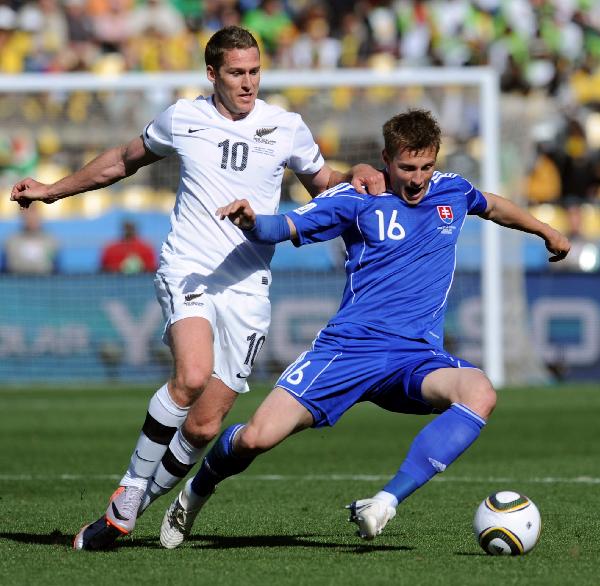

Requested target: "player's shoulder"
[
  {"left": 429, "top": 170, "right": 474, "bottom": 194},
  {"left": 431, "top": 170, "right": 462, "bottom": 185},
  {"left": 254, "top": 99, "right": 304, "bottom": 126},
  {"left": 159, "top": 95, "right": 210, "bottom": 121},
  {"left": 314, "top": 182, "right": 371, "bottom": 202}
]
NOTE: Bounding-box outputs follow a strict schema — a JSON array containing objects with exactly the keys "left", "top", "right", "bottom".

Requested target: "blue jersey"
[{"left": 286, "top": 172, "right": 487, "bottom": 347}]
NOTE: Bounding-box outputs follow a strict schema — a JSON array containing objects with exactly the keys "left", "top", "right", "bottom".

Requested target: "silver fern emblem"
[{"left": 255, "top": 126, "right": 277, "bottom": 138}]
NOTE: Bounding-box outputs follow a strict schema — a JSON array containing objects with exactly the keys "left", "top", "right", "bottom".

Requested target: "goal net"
[{"left": 0, "top": 68, "right": 542, "bottom": 387}]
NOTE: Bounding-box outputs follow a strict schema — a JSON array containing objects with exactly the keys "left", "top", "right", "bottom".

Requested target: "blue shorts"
[{"left": 276, "top": 323, "right": 477, "bottom": 428}]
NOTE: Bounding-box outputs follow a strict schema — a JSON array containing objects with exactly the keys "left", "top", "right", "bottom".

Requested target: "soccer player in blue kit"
[{"left": 159, "top": 109, "right": 571, "bottom": 547}]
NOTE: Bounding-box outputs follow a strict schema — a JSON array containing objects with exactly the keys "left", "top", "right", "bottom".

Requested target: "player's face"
[
  {"left": 208, "top": 48, "right": 261, "bottom": 121},
  {"left": 383, "top": 146, "right": 437, "bottom": 205}
]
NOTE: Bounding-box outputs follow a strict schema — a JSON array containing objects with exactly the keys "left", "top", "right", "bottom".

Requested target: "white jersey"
[{"left": 143, "top": 96, "right": 324, "bottom": 295}]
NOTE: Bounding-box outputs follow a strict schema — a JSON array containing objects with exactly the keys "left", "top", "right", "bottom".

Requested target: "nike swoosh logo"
[
  {"left": 236, "top": 373, "right": 248, "bottom": 379},
  {"left": 111, "top": 502, "right": 130, "bottom": 521},
  {"left": 188, "top": 127, "right": 210, "bottom": 133},
  {"left": 134, "top": 450, "right": 154, "bottom": 463}
]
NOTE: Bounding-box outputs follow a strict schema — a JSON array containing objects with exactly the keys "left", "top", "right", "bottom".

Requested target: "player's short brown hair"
[
  {"left": 205, "top": 26, "right": 260, "bottom": 71},
  {"left": 383, "top": 109, "right": 441, "bottom": 158}
]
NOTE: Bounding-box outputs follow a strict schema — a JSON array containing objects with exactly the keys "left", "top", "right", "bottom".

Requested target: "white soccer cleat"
[
  {"left": 159, "top": 489, "right": 212, "bottom": 549},
  {"left": 346, "top": 498, "right": 396, "bottom": 540}
]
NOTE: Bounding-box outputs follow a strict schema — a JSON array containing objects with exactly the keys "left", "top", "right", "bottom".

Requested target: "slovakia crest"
[{"left": 437, "top": 205, "right": 453, "bottom": 224}]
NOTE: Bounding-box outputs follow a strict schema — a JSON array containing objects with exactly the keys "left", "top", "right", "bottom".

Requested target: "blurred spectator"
[
  {"left": 0, "top": 4, "right": 23, "bottom": 73},
  {"left": 191, "top": 0, "right": 240, "bottom": 34},
  {"left": 337, "top": 10, "right": 370, "bottom": 68},
  {"left": 128, "top": 0, "right": 186, "bottom": 38},
  {"left": 92, "top": 0, "right": 130, "bottom": 55},
  {"left": 126, "top": 0, "right": 190, "bottom": 71},
  {"left": 500, "top": 53, "right": 531, "bottom": 94},
  {"left": 243, "top": 0, "right": 293, "bottom": 57},
  {"left": 61, "top": 0, "right": 99, "bottom": 71},
  {"left": 289, "top": 5, "right": 341, "bottom": 69},
  {"left": 525, "top": 142, "right": 562, "bottom": 204},
  {"left": 0, "top": 132, "right": 38, "bottom": 188},
  {"left": 100, "top": 220, "right": 157, "bottom": 274},
  {"left": 558, "top": 117, "right": 596, "bottom": 204},
  {"left": 3, "top": 205, "right": 59, "bottom": 274},
  {"left": 19, "top": 0, "right": 69, "bottom": 72},
  {"left": 396, "top": 0, "right": 432, "bottom": 65},
  {"left": 443, "top": 135, "right": 481, "bottom": 186}
]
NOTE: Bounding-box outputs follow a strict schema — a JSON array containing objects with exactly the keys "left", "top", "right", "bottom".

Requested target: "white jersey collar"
[{"left": 209, "top": 95, "right": 263, "bottom": 123}]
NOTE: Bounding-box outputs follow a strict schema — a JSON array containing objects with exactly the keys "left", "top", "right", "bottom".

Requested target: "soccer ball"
[{"left": 473, "top": 491, "right": 542, "bottom": 555}]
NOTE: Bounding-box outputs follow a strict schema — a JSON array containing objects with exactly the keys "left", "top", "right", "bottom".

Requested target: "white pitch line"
[{"left": 0, "top": 473, "right": 599, "bottom": 484}]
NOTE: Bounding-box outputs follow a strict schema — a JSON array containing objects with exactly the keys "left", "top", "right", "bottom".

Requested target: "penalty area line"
[{"left": 0, "top": 473, "right": 599, "bottom": 484}]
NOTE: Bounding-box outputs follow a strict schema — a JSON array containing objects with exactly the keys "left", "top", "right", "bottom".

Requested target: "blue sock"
[
  {"left": 382, "top": 403, "right": 486, "bottom": 504},
  {"left": 190, "top": 424, "right": 254, "bottom": 496}
]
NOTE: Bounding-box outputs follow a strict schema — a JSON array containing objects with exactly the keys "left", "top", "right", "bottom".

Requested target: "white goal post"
[{"left": 0, "top": 68, "right": 504, "bottom": 387}]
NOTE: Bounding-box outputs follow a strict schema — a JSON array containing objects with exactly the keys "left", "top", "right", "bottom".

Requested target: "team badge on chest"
[{"left": 437, "top": 205, "right": 453, "bottom": 224}]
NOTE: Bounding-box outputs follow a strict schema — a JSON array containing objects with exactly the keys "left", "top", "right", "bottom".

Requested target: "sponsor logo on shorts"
[
  {"left": 236, "top": 373, "right": 248, "bottom": 379},
  {"left": 184, "top": 292, "right": 205, "bottom": 306},
  {"left": 184, "top": 293, "right": 204, "bottom": 302}
]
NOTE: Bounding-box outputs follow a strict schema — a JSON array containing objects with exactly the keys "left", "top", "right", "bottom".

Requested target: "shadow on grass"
[
  {"left": 0, "top": 531, "right": 412, "bottom": 553},
  {"left": 0, "top": 530, "right": 77, "bottom": 547},
  {"left": 0, "top": 531, "right": 159, "bottom": 550},
  {"left": 188, "top": 534, "right": 413, "bottom": 553}
]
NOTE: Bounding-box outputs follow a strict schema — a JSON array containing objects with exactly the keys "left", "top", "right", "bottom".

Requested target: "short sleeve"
[
  {"left": 464, "top": 179, "right": 488, "bottom": 215},
  {"left": 287, "top": 116, "right": 325, "bottom": 175},
  {"left": 287, "top": 187, "right": 363, "bottom": 245},
  {"left": 143, "top": 104, "right": 177, "bottom": 157}
]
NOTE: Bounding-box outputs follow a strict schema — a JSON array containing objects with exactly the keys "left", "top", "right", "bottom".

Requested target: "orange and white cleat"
[{"left": 73, "top": 486, "right": 145, "bottom": 550}]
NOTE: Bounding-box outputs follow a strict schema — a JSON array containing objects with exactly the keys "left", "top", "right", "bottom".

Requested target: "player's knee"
[
  {"left": 183, "top": 418, "right": 221, "bottom": 447},
  {"left": 172, "top": 368, "right": 211, "bottom": 403},
  {"left": 464, "top": 377, "right": 496, "bottom": 420},
  {"left": 235, "top": 424, "right": 273, "bottom": 456}
]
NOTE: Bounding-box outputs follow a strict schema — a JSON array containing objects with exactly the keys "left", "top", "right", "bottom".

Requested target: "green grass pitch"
[{"left": 1, "top": 383, "right": 599, "bottom": 585}]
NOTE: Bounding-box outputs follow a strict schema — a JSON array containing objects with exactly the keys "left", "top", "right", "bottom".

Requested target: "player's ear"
[
  {"left": 382, "top": 149, "right": 390, "bottom": 167},
  {"left": 207, "top": 65, "right": 217, "bottom": 84}
]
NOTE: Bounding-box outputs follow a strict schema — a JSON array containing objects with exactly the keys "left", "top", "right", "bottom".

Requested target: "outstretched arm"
[
  {"left": 216, "top": 199, "right": 298, "bottom": 243},
  {"left": 480, "top": 192, "right": 571, "bottom": 262},
  {"left": 11, "top": 136, "right": 162, "bottom": 209},
  {"left": 296, "top": 163, "right": 386, "bottom": 197}
]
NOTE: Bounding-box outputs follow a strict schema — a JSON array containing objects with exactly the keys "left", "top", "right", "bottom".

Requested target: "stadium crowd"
[{"left": 0, "top": 0, "right": 597, "bottom": 91}]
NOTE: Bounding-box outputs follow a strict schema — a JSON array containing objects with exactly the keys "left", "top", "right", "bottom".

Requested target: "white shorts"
[{"left": 154, "top": 274, "right": 271, "bottom": 393}]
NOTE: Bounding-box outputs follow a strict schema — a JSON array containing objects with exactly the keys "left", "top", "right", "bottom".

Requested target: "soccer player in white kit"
[{"left": 10, "top": 26, "right": 384, "bottom": 550}]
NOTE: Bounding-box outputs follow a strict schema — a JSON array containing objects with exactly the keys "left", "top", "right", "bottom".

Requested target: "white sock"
[
  {"left": 120, "top": 383, "right": 189, "bottom": 486},
  {"left": 374, "top": 490, "right": 398, "bottom": 509},
  {"left": 180, "top": 478, "right": 204, "bottom": 509},
  {"left": 139, "top": 429, "right": 206, "bottom": 513}
]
